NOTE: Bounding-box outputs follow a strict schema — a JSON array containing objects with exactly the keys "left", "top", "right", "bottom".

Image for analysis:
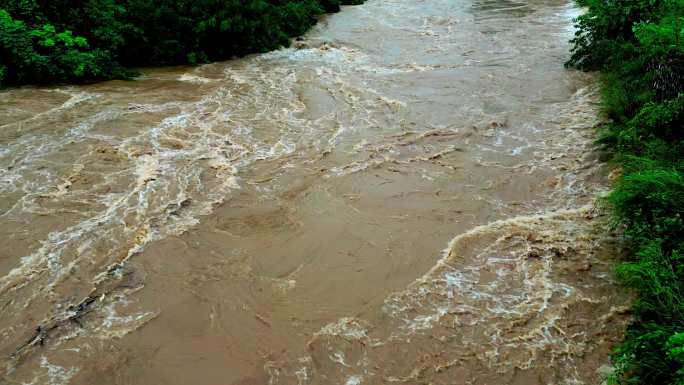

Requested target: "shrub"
[{"left": 568, "top": 0, "right": 684, "bottom": 383}]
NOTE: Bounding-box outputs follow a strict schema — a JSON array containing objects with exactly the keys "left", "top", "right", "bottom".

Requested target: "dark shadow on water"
[
  {"left": 471, "top": 0, "right": 534, "bottom": 19},
  {"left": 470, "top": 0, "right": 569, "bottom": 34}
]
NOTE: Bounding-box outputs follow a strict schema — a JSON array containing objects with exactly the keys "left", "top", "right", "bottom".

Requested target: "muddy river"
[{"left": 0, "top": 0, "right": 631, "bottom": 384}]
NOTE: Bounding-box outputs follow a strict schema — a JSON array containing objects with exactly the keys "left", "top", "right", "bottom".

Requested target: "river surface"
[{"left": 0, "top": 0, "right": 631, "bottom": 384}]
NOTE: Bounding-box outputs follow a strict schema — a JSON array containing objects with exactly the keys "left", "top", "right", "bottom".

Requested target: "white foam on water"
[
  {"left": 316, "top": 317, "right": 370, "bottom": 341},
  {"left": 94, "top": 295, "right": 159, "bottom": 339},
  {"left": 22, "top": 356, "right": 80, "bottom": 385},
  {"left": 178, "top": 74, "right": 215, "bottom": 84}
]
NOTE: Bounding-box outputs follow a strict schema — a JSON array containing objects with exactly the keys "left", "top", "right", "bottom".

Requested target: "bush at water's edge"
[
  {"left": 0, "top": 0, "right": 365, "bottom": 87},
  {"left": 567, "top": 0, "right": 684, "bottom": 383}
]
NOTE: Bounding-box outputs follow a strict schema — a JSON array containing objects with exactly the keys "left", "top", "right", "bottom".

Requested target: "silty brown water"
[{"left": 0, "top": 0, "right": 631, "bottom": 384}]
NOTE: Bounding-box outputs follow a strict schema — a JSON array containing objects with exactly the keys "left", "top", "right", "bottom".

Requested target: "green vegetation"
[
  {"left": 0, "top": 0, "right": 364, "bottom": 87},
  {"left": 567, "top": 0, "right": 684, "bottom": 383}
]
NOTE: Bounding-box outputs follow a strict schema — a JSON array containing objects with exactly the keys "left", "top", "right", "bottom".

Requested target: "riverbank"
[
  {"left": 0, "top": 0, "right": 364, "bottom": 87},
  {"left": 567, "top": 0, "right": 684, "bottom": 383}
]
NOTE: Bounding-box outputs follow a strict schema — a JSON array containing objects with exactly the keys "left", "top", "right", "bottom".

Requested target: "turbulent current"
[{"left": 0, "top": 0, "right": 631, "bottom": 384}]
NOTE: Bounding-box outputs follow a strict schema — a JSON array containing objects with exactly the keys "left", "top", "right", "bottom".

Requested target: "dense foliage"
[
  {"left": 0, "top": 0, "right": 364, "bottom": 86},
  {"left": 568, "top": 0, "right": 684, "bottom": 383}
]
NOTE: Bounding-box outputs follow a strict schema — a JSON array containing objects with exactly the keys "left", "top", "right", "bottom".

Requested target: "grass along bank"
[
  {"left": 567, "top": 0, "right": 684, "bottom": 383},
  {"left": 0, "top": 0, "right": 364, "bottom": 87}
]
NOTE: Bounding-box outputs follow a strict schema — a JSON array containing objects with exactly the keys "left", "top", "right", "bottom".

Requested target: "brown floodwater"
[{"left": 0, "top": 0, "right": 631, "bottom": 384}]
